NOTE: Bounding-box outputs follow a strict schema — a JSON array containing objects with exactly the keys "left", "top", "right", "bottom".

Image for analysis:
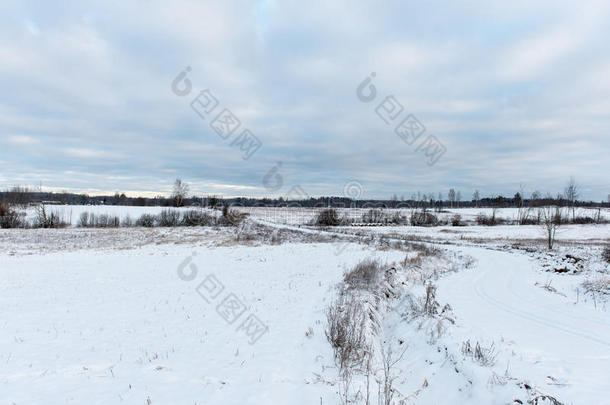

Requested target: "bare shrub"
[
  {"left": 33, "top": 204, "right": 68, "bottom": 228},
  {"left": 182, "top": 210, "right": 216, "bottom": 226},
  {"left": 122, "top": 215, "right": 133, "bottom": 227},
  {"left": 96, "top": 214, "right": 110, "bottom": 227},
  {"left": 539, "top": 206, "right": 564, "bottom": 249},
  {"left": 108, "top": 215, "right": 120, "bottom": 227},
  {"left": 461, "top": 340, "right": 497, "bottom": 366},
  {"left": 135, "top": 213, "right": 156, "bottom": 227},
  {"left": 603, "top": 247, "right": 610, "bottom": 264},
  {"left": 97, "top": 213, "right": 108, "bottom": 227},
  {"left": 377, "top": 343, "right": 407, "bottom": 405},
  {"left": 518, "top": 205, "right": 534, "bottom": 225},
  {"left": 315, "top": 208, "right": 341, "bottom": 226},
  {"left": 594, "top": 209, "right": 608, "bottom": 224},
  {"left": 78, "top": 212, "right": 120, "bottom": 227},
  {"left": 410, "top": 209, "right": 438, "bottom": 226},
  {"left": 476, "top": 208, "right": 504, "bottom": 226},
  {"left": 326, "top": 297, "right": 370, "bottom": 371},
  {"left": 581, "top": 277, "right": 610, "bottom": 296},
  {"left": 362, "top": 209, "right": 383, "bottom": 224},
  {"left": 389, "top": 211, "right": 407, "bottom": 225},
  {"left": 158, "top": 209, "right": 181, "bottom": 227},
  {"left": 519, "top": 215, "right": 540, "bottom": 225},
  {"left": 219, "top": 205, "right": 246, "bottom": 226},
  {"left": 361, "top": 209, "right": 407, "bottom": 225},
  {"left": 451, "top": 214, "right": 462, "bottom": 226},
  {"left": 0, "top": 202, "right": 24, "bottom": 228},
  {"left": 78, "top": 212, "right": 91, "bottom": 227},
  {"left": 570, "top": 215, "right": 596, "bottom": 224}
]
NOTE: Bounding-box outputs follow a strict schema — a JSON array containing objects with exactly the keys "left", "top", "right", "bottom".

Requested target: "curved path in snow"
[{"left": 437, "top": 246, "right": 610, "bottom": 404}]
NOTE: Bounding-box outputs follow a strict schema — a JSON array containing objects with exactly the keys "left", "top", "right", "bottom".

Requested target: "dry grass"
[
  {"left": 461, "top": 339, "right": 498, "bottom": 366},
  {"left": 581, "top": 277, "right": 610, "bottom": 296},
  {"left": 325, "top": 258, "right": 402, "bottom": 403},
  {"left": 326, "top": 297, "right": 370, "bottom": 370},
  {"left": 602, "top": 247, "right": 610, "bottom": 264},
  {"left": 343, "top": 258, "right": 383, "bottom": 291}
]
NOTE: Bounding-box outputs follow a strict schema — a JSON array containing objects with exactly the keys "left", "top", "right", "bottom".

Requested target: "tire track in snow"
[{"left": 469, "top": 252, "right": 610, "bottom": 347}]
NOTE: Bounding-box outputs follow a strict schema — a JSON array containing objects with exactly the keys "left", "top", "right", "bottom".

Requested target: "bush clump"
[
  {"left": 602, "top": 247, "right": 610, "bottom": 264},
  {"left": 360, "top": 209, "right": 407, "bottom": 225},
  {"left": 158, "top": 209, "right": 181, "bottom": 227},
  {"left": 130, "top": 208, "right": 243, "bottom": 228},
  {"left": 135, "top": 213, "right": 156, "bottom": 227},
  {"left": 0, "top": 202, "right": 24, "bottom": 228},
  {"left": 571, "top": 216, "right": 596, "bottom": 225},
  {"left": 451, "top": 214, "right": 463, "bottom": 226},
  {"left": 410, "top": 210, "right": 438, "bottom": 226},
  {"left": 182, "top": 210, "right": 216, "bottom": 226},
  {"left": 475, "top": 211, "right": 505, "bottom": 226},
  {"left": 78, "top": 212, "right": 121, "bottom": 227},
  {"left": 361, "top": 209, "right": 383, "bottom": 224},
  {"left": 315, "top": 208, "right": 342, "bottom": 226},
  {"left": 33, "top": 205, "right": 68, "bottom": 228},
  {"left": 218, "top": 205, "right": 247, "bottom": 226}
]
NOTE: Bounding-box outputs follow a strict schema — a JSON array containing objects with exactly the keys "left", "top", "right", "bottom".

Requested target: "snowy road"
[{"left": 437, "top": 246, "right": 610, "bottom": 404}]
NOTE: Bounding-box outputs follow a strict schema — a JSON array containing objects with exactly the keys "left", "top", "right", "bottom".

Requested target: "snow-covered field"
[
  {"left": 20, "top": 204, "right": 610, "bottom": 227},
  {"left": 1, "top": 205, "right": 609, "bottom": 404},
  {"left": 241, "top": 206, "right": 610, "bottom": 226}
]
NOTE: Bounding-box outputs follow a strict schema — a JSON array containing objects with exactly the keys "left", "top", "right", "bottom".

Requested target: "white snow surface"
[
  {"left": 436, "top": 245, "right": 610, "bottom": 404},
  {"left": 1, "top": 211, "right": 609, "bottom": 404},
  {"left": 0, "top": 235, "right": 404, "bottom": 404}
]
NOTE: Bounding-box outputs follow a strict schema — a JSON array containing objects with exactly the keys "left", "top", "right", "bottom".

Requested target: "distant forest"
[{"left": 1, "top": 185, "right": 608, "bottom": 209}]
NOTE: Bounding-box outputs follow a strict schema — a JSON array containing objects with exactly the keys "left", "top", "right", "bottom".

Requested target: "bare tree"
[
  {"left": 564, "top": 176, "right": 578, "bottom": 221},
  {"left": 472, "top": 190, "right": 480, "bottom": 208},
  {"left": 530, "top": 190, "right": 541, "bottom": 208},
  {"left": 448, "top": 189, "right": 456, "bottom": 208},
  {"left": 539, "top": 205, "right": 563, "bottom": 249},
  {"left": 7, "top": 186, "right": 31, "bottom": 207},
  {"left": 456, "top": 190, "right": 462, "bottom": 208},
  {"left": 171, "top": 178, "right": 190, "bottom": 207},
  {"left": 437, "top": 192, "right": 443, "bottom": 212}
]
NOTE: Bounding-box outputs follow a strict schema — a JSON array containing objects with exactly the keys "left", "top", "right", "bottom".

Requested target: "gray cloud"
[{"left": 0, "top": 0, "right": 608, "bottom": 200}]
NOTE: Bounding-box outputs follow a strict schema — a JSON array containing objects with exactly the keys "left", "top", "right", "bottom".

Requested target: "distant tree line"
[{"left": 1, "top": 177, "right": 608, "bottom": 209}]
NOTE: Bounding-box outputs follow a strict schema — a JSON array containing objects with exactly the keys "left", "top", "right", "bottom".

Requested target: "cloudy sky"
[{"left": 1, "top": 0, "right": 609, "bottom": 200}]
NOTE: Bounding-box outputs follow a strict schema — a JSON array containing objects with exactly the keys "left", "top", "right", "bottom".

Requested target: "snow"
[
  {"left": 0, "top": 237, "right": 404, "bottom": 404},
  {"left": 19, "top": 205, "right": 610, "bottom": 228},
  {"left": 1, "top": 209, "right": 609, "bottom": 404},
  {"left": 436, "top": 245, "right": 610, "bottom": 404},
  {"left": 339, "top": 224, "right": 610, "bottom": 245}
]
